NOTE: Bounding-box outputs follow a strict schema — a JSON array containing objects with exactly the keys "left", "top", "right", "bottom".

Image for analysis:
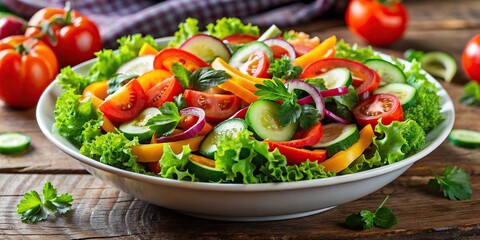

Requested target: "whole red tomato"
[
  {"left": 462, "top": 34, "right": 480, "bottom": 83},
  {"left": 24, "top": 5, "right": 101, "bottom": 67},
  {"left": 346, "top": 0, "right": 408, "bottom": 46},
  {"left": 0, "top": 36, "right": 59, "bottom": 108}
]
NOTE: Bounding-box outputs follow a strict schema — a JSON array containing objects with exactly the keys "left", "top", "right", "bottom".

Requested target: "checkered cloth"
[{"left": 3, "top": 0, "right": 346, "bottom": 48}]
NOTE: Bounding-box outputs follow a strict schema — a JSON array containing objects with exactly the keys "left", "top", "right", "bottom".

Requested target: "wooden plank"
[{"left": 0, "top": 173, "right": 479, "bottom": 239}]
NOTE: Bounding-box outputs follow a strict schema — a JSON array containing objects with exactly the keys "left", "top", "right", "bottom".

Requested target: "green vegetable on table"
[
  {"left": 460, "top": 81, "right": 480, "bottom": 106},
  {"left": 344, "top": 195, "right": 397, "bottom": 230},
  {"left": 428, "top": 166, "right": 472, "bottom": 201},
  {"left": 17, "top": 181, "right": 73, "bottom": 223}
]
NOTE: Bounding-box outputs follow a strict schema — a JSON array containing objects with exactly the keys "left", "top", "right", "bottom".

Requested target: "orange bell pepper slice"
[
  {"left": 138, "top": 42, "right": 159, "bottom": 56},
  {"left": 136, "top": 69, "right": 173, "bottom": 91},
  {"left": 132, "top": 135, "right": 205, "bottom": 162},
  {"left": 82, "top": 80, "right": 108, "bottom": 100},
  {"left": 218, "top": 79, "right": 259, "bottom": 103},
  {"left": 294, "top": 35, "right": 337, "bottom": 69},
  {"left": 319, "top": 124, "right": 374, "bottom": 173},
  {"left": 189, "top": 154, "right": 216, "bottom": 168}
]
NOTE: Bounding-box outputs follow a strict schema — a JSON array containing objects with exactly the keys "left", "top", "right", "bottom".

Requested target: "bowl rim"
[{"left": 36, "top": 37, "right": 455, "bottom": 192}]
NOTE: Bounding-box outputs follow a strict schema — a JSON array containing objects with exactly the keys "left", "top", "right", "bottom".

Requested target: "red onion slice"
[
  {"left": 228, "top": 106, "right": 249, "bottom": 120},
  {"left": 297, "top": 86, "right": 349, "bottom": 104},
  {"left": 263, "top": 38, "right": 296, "bottom": 60},
  {"left": 325, "top": 109, "right": 349, "bottom": 124},
  {"left": 156, "top": 107, "right": 206, "bottom": 143},
  {"left": 284, "top": 80, "right": 325, "bottom": 119}
]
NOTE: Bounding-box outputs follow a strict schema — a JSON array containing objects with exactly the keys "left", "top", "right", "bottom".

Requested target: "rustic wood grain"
[{"left": 1, "top": 0, "right": 480, "bottom": 238}]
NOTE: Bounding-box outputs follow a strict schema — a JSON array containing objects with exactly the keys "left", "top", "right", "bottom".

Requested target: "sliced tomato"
[
  {"left": 99, "top": 79, "right": 146, "bottom": 122},
  {"left": 221, "top": 34, "right": 258, "bottom": 45},
  {"left": 137, "top": 69, "right": 173, "bottom": 92},
  {"left": 153, "top": 48, "right": 208, "bottom": 72},
  {"left": 301, "top": 58, "right": 380, "bottom": 100},
  {"left": 292, "top": 44, "right": 313, "bottom": 57},
  {"left": 146, "top": 77, "right": 183, "bottom": 108},
  {"left": 184, "top": 89, "right": 242, "bottom": 123},
  {"left": 266, "top": 141, "right": 327, "bottom": 165},
  {"left": 352, "top": 93, "right": 403, "bottom": 127},
  {"left": 267, "top": 122, "right": 323, "bottom": 148},
  {"left": 238, "top": 50, "right": 270, "bottom": 78}
]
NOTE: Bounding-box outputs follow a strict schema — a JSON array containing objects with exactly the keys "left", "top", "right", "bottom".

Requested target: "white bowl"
[{"left": 36, "top": 37, "right": 455, "bottom": 221}]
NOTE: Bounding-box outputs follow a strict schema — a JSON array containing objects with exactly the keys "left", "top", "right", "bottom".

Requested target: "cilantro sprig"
[
  {"left": 428, "top": 166, "right": 472, "bottom": 201},
  {"left": 17, "top": 181, "right": 74, "bottom": 223},
  {"left": 171, "top": 63, "right": 231, "bottom": 91},
  {"left": 254, "top": 78, "right": 320, "bottom": 130},
  {"left": 345, "top": 195, "right": 397, "bottom": 230}
]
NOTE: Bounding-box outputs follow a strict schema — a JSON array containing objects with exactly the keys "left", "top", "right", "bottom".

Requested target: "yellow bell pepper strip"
[
  {"left": 319, "top": 124, "right": 374, "bottom": 173},
  {"left": 294, "top": 35, "right": 337, "bottom": 69},
  {"left": 190, "top": 154, "right": 216, "bottom": 168},
  {"left": 217, "top": 79, "right": 259, "bottom": 103},
  {"left": 138, "top": 42, "right": 159, "bottom": 56},
  {"left": 212, "top": 57, "right": 268, "bottom": 86},
  {"left": 132, "top": 135, "right": 205, "bottom": 162}
]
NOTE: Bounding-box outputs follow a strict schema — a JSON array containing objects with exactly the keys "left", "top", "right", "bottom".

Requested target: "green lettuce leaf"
[
  {"left": 403, "top": 60, "right": 444, "bottom": 133},
  {"left": 168, "top": 18, "right": 200, "bottom": 48},
  {"left": 56, "top": 66, "right": 92, "bottom": 94},
  {"left": 335, "top": 40, "right": 380, "bottom": 62},
  {"left": 79, "top": 132, "right": 145, "bottom": 173},
  {"left": 159, "top": 145, "right": 196, "bottom": 181},
  {"left": 53, "top": 90, "right": 102, "bottom": 145},
  {"left": 89, "top": 34, "right": 158, "bottom": 82},
  {"left": 206, "top": 17, "right": 259, "bottom": 39}
]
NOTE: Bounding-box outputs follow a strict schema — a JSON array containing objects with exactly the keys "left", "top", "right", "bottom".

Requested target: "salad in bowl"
[{"left": 37, "top": 17, "right": 453, "bottom": 220}]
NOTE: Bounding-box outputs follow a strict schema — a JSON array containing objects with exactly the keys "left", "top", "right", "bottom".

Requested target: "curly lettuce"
[
  {"left": 267, "top": 55, "right": 302, "bottom": 80},
  {"left": 56, "top": 67, "right": 92, "bottom": 94},
  {"left": 53, "top": 90, "right": 102, "bottom": 145},
  {"left": 168, "top": 18, "right": 200, "bottom": 48},
  {"left": 335, "top": 40, "right": 380, "bottom": 62},
  {"left": 159, "top": 145, "right": 196, "bottom": 181},
  {"left": 206, "top": 17, "right": 259, "bottom": 39},
  {"left": 80, "top": 132, "right": 145, "bottom": 173}
]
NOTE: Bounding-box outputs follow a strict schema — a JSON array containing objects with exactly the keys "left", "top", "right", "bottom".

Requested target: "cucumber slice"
[
  {"left": 228, "top": 41, "right": 274, "bottom": 68},
  {"left": 0, "top": 132, "right": 30, "bottom": 154},
  {"left": 186, "top": 156, "right": 226, "bottom": 182},
  {"left": 245, "top": 100, "right": 297, "bottom": 141},
  {"left": 119, "top": 107, "right": 160, "bottom": 143},
  {"left": 257, "top": 24, "right": 282, "bottom": 42},
  {"left": 315, "top": 67, "right": 352, "bottom": 89},
  {"left": 448, "top": 129, "right": 480, "bottom": 148},
  {"left": 421, "top": 51, "right": 457, "bottom": 82},
  {"left": 180, "top": 33, "right": 231, "bottom": 62},
  {"left": 364, "top": 58, "right": 406, "bottom": 85},
  {"left": 115, "top": 55, "right": 154, "bottom": 76},
  {"left": 374, "top": 83, "right": 416, "bottom": 109},
  {"left": 199, "top": 118, "right": 247, "bottom": 158},
  {"left": 312, "top": 123, "right": 359, "bottom": 157}
]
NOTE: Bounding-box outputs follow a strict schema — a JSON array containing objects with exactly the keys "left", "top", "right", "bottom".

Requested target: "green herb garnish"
[
  {"left": 460, "top": 81, "right": 480, "bottom": 106},
  {"left": 345, "top": 195, "right": 397, "bottom": 230},
  {"left": 267, "top": 55, "right": 302, "bottom": 80},
  {"left": 428, "top": 166, "right": 472, "bottom": 201},
  {"left": 146, "top": 102, "right": 184, "bottom": 137}
]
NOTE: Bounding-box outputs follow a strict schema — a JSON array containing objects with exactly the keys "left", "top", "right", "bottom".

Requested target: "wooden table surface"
[{"left": 1, "top": 0, "right": 479, "bottom": 239}]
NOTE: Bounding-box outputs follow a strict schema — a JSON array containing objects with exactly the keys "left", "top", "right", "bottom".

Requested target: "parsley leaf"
[
  {"left": 17, "top": 181, "right": 73, "bottom": 223},
  {"left": 428, "top": 166, "right": 472, "bottom": 200},
  {"left": 460, "top": 81, "right": 480, "bottom": 106},
  {"left": 107, "top": 74, "right": 138, "bottom": 95},
  {"left": 345, "top": 195, "right": 397, "bottom": 230},
  {"left": 171, "top": 62, "right": 191, "bottom": 89},
  {"left": 190, "top": 67, "right": 231, "bottom": 91},
  {"left": 267, "top": 55, "right": 302, "bottom": 80},
  {"left": 146, "top": 102, "right": 184, "bottom": 137}
]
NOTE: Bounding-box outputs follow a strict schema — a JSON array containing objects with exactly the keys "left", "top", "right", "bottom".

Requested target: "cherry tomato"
[
  {"left": 184, "top": 89, "right": 242, "bottom": 123},
  {"left": 0, "top": 36, "right": 58, "bottom": 108},
  {"left": 153, "top": 48, "right": 209, "bottom": 72},
  {"left": 352, "top": 93, "right": 403, "bottom": 128},
  {"left": 238, "top": 50, "right": 270, "bottom": 78},
  {"left": 462, "top": 34, "right": 480, "bottom": 83},
  {"left": 301, "top": 58, "right": 380, "bottom": 100},
  {"left": 99, "top": 79, "right": 147, "bottom": 122},
  {"left": 221, "top": 34, "right": 258, "bottom": 45},
  {"left": 346, "top": 0, "right": 408, "bottom": 46},
  {"left": 145, "top": 77, "right": 183, "bottom": 108},
  {"left": 25, "top": 6, "right": 102, "bottom": 67}
]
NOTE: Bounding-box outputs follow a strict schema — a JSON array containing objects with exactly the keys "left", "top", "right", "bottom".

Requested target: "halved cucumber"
[
  {"left": 186, "top": 155, "right": 226, "bottom": 182},
  {"left": 199, "top": 118, "right": 247, "bottom": 158},
  {"left": 228, "top": 41, "right": 274, "bottom": 68},
  {"left": 115, "top": 55, "right": 154, "bottom": 76},
  {"left": 245, "top": 99, "right": 297, "bottom": 141},
  {"left": 180, "top": 33, "right": 231, "bottom": 63},
  {"left": 312, "top": 123, "right": 359, "bottom": 157},
  {"left": 374, "top": 82, "right": 416, "bottom": 109},
  {"left": 448, "top": 129, "right": 480, "bottom": 148},
  {"left": 257, "top": 24, "right": 282, "bottom": 42},
  {"left": 315, "top": 67, "right": 352, "bottom": 89},
  {"left": 421, "top": 51, "right": 457, "bottom": 82},
  {"left": 364, "top": 58, "right": 406, "bottom": 85},
  {"left": 119, "top": 107, "right": 160, "bottom": 143},
  {"left": 0, "top": 132, "right": 30, "bottom": 154}
]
